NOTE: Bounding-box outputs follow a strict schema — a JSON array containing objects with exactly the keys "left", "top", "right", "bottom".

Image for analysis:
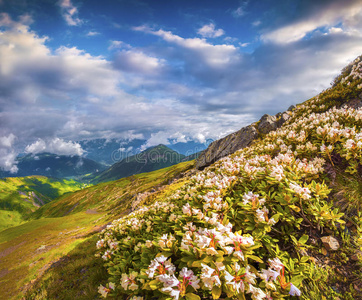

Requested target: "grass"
[
  {"left": 24, "top": 235, "right": 108, "bottom": 300},
  {"left": 30, "top": 160, "right": 195, "bottom": 219},
  {"left": 0, "top": 160, "right": 195, "bottom": 299},
  {"left": 0, "top": 211, "right": 106, "bottom": 300},
  {"left": 0, "top": 176, "right": 86, "bottom": 231},
  {"left": 0, "top": 210, "right": 23, "bottom": 232}
]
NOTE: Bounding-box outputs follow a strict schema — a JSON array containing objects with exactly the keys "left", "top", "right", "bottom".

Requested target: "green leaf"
[
  {"left": 185, "top": 293, "right": 201, "bottom": 300},
  {"left": 191, "top": 260, "right": 202, "bottom": 268},
  {"left": 291, "top": 274, "right": 305, "bottom": 286},
  {"left": 211, "top": 286, "right": 222, "bottom": 299},
  {"left": 300, "top": 256, "right": 309, "bottom": 263},
  {"left": 289, "top": 205, "right": 300, "bottom": 212},
  {"left": 247, "top": 255, "right": 264, "bottom": 263},
  {"left": 298, "top": 234, "right": 309, "bottom": 244}
]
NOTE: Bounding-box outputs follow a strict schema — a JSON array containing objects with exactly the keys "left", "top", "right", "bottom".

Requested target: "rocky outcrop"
[
  {"left": 195, "top": 109, "right": 292, "bottom": 170},
  {"left": 195, "top": 125, "right": 258, "bottom": 169}
]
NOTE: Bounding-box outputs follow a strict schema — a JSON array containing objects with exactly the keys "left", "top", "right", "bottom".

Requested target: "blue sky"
[{"left": 1, "top": 0, "right": 362, "bottom": 172}]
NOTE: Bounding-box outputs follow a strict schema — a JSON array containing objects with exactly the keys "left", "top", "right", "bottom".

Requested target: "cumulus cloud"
[
  {"left": 113, "top": 50, "right": 166, "bottom": 74},
  {"left": 134, "top": 25, "right": 239, "bottom": 69},
  {"left": 197, "top": 23, "right": 225, "bottom": 38},
  {"left": 2, "top": 10, "right": 362, "bottom": 166},
  {"left": 58, "top": 0, "right": 82, "bottom": 26},
  {"left": 108, "top": 40, "right": 131, "bottom": 50},
  {"left": 262, "top": 0, "right": 362, "bottom": 43},
  {"left": 25, "top": 138, "right": 84, "bottom": 156},
  {"left": 0, "top": 134, "right": 18, "bottom": 173}
]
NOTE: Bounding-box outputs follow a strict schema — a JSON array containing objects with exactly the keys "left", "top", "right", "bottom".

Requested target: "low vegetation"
[
  {"left": 94, "top": 56, "right": 362, "bottom": 299},
  {"left": 0, "top": 176, "right": 86, "bottom": 231}
]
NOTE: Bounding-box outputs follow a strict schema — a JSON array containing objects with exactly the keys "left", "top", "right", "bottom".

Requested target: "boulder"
[
  {"left": 195, "top": 125, "right": 258, "bottom": 170},
  {"left": 321, "top": 236, "right": 340, "bottom": 251},
  {"left": 195, "top": 108, "right": 291, "bottom": 170},
  {"left": 257, "top": 114, "right": 277, "bottom": 134}
]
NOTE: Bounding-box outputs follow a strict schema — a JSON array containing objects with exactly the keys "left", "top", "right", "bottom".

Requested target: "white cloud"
[
  {"left": 262, "top": 0, "right": 362, "bottom": 43},
  {"left": 328, "top": 27, "right": 344, "bottom": 34},
  {"left": 108, "top": 40, "right": 131, "bottom": 50},
  {"left": 233, "top": 6, "right": 246, "bottom": 17},
  {"left": 252, "top": 20, "right": 261, "bottom": 27},
  {"left": 197, "top": 23, "right": 225, "bottom": 38},
  {"left": 134, "top": 26, "right": 239, "bottom": 69},
  {"left": 25, "top": 138, "right": 84, "bottom": 156},
  {"left": 86, "top": 31, "right": 99, "bottom": 36},
  {"left": 58, "top": 0, "right": 82, "bottom": 26},
  {"left": 0, "top": 134, "right": 18, "bottom": 173},
  {"left": 113, "top": 50, "right": 165, "bottom": 74}
]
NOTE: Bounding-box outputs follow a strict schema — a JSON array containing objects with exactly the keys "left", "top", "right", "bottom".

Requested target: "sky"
[{"left": 1, "top": 0, "right": 362, "bottom": 173}]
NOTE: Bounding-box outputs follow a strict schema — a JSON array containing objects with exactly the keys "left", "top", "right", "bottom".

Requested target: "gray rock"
[
  {"left": 276, "top": 112, "right": 290, "bottom": 127},
  {"left": 257, "top": 114, "right": 277, "bottom": 134},
  {"left": 195, "top": 108, "right": 291, "bottom": 170},
  {"left": 195, "top": 125, "right": 258, "bottom": 170},
  {"left": 287, "top": 105, "right": 295, "bottom": 111}
]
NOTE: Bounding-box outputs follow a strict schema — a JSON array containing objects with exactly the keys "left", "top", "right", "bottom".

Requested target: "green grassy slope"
[
  {"left": 0, "top": 160, "right": 195, "bottom": 299},
  {"left": 31, "top": 160, "right": 194, "bottom": 219},
  {"left": 0, "top": 176, "right": 87, "bottom": 231}
]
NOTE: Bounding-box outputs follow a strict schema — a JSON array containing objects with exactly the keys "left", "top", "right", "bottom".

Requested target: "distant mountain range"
[
  {"left": 92, "top": 144, "right": 190, "bottom": 183},
  {"left": 79, "top": 138, "right": 208, "bottom": 165},
  {"left": 0, "top": 153, "right": 107, "bottom": 179}
]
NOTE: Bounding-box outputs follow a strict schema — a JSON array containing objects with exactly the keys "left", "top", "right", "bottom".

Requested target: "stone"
[
  {"left": 321, "top": 236, "right": 340, "bottom": 251},
  {"left": 257, "top": 114, "right": 277, "bottom": 134},
  {"left": 287, "top": 105, "right": 295, "bottom": 111},
  {"left": 276, "top": 112, "right": 290, "bottom": 127},
  {"left": 195, "top": 125, "right": 258, "bottom": 170}
]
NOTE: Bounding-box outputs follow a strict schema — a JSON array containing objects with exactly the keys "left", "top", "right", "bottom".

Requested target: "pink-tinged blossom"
[
  {"left": 247, "top": 284, "right": 267, "bottom": 300},
  {"left": 260, "top": 268, "right": 280, "bottom": 282},
  {"left": 98, "top": 284, "right": 110, "bottom": 298},
  {"left": 179, "top": 267, "right": 200, "bottom": 290},
  {"left": 268, "top": 257, "right": 284, "bottom": 272},
  {"left": 200, "top": 263, "right": 221, "bottom": 290},
  {"left": 121, "top": 271, "right": 139, "bottom": 291},
  {"left": 289, "top": 283, "right": 302, "bottom": 296}
]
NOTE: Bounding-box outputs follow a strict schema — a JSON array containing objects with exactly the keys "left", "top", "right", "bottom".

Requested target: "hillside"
[
  {"left": 2, "top": 56, "right": 362, "bottom": 300},
  {"left": 90, "top": 57, "right": 362, "bottom": 299},
  {"left": 93, "top": 144, "right": 186, "bottom": 183},
  {"left": 0, "top": 176, "right": 86, "bottom": 231},
  {"left": 0, "top": 153, "right": 107, "bottom": 179},
  {"left": 0, "top": 161, "right": 195, "bottom": 300}
]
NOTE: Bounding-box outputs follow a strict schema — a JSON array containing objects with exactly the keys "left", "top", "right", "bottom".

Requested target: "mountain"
[
  {"left": 93, "top": 144, "right": 186, "bottom": 183},
  {"left": 79, "top": 138, "right": 146, "bottom": 165},
  {"left": 0, "top": 176, "right": 86, "bottom": 231},
  {"left": 0, "top": 153, "right": 107, "bottom": 179},
  {"left": 79, "top": 138, "right": 209, "bottom": 165},
  {"left": 2, "top": 55, "right": 362, "bottom": 300}
]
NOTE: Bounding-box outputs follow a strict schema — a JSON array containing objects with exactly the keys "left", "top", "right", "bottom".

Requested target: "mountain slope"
[
  {"left": 92, "top": 57, "right": 362, "bottom": 299},
  {"left": 0, "top": 153, "right": 107, "bottom": 179},
  {"left": 0, "top": 176, "right": 86, "bottom": 231},
  {"left": 93, "top": 144, "right": 186, "bottom": 183},
  {"left": 0, "top": 161, "right": 195, "bottom": 300}
]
